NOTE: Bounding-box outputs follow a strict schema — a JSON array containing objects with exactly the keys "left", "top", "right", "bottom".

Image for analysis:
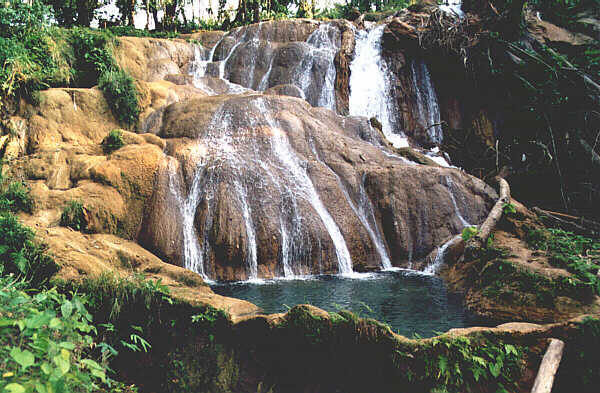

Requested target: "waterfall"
[
  {"left": 349, "top": 25, "right": 409, "bottom": 149},
  {"left": 172, "top": 96, "right": 355, "bottom": 280},
  {"left": 292, "top": 23, "right": 340, "bottom": 111},
  {"left": 167, "top": 155, "right": 210, "bottom": 280},
  {"left": 254, "top": 98, "right": 354, "bottom": 275},
  {"left": 308, "top": 137, "right": 392, "bottom": 270},
  {"left": 423, "top": 235, "right": 460, "bottom": 275},
  {"left": 410, "top": 59, "right": 443, "bottom": 145},
  {"left": 234, "top": 179, "right": 259, "bottom": 280},
  {"left": 444, "top": 176, "right": 470, "bottom": 228},
  {"left": 188, "top": 21, "right": 339, "bottom": 110}
]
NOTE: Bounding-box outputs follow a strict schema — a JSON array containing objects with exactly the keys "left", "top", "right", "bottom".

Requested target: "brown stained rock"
[
  {"left": 180, "top": 30, "right": 226, "bottom": 50},
  {"left": 115, "top": 37, "right": 196, "bottom": 82},
  {"left": 528, "top": 17, "right": 596, "bottom": 47},
  {"left": 264, "top": 84, "right": 305, "bottom": 99},
  {"left": 47, "top": 151, "right": 72, "bottom": 190},
  {"left": 25, "top": 220, "right": 260, "bottom": 321},
  {"left": 24, "top": 88, "right": 119, "bottom": 153},
  {"left": 137, "top": 80, "right": 208, "bottom": 134}
]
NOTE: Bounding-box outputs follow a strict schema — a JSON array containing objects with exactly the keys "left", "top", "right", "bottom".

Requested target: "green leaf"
[
  {"left": 437, "top": 355, "right": 448, "bottom": 378},
  {"left": 49, "top": 318, "right": 61, "bottom": 329},
  {"left": 4, "top": 383, "right": 25, "bottom": 393},
  {"left": 504, "top": 344, "right": 518, "bottom": 356},
  {"left": 0, "top": 318, "right": 14, "bottom": 327},
  {"left": 10, "top": 347, "right": 34, "bottom": 371},
  {"left": 58, "top": 342, "right": 75, "bottom": 350},
  {"left": 40, "top": 362, "right": 52, "bottom": 375},
  {"left": 52, "top": 354, "right": 70, "bottom": 376},
  {"left": 489, "top": 361, "right": 502, "bottom": 378},
  {"left": 60, "top": 300, "right": 73, "bottom": 318},
  {"left": 34, "top": 384, "right": 47, "bottom": 393}
]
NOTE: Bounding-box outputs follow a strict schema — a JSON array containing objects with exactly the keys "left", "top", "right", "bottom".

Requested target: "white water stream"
[{"left": 349, "top": 25, "right": 409, "bottom": 149}]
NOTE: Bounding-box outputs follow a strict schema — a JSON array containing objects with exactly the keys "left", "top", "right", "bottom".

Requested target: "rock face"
[{"left": 140, "top": 93, "right": 495, "bottom": 281}]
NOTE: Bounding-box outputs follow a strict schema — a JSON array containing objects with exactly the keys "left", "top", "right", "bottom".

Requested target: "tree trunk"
[
  {"left": 76, "top": 1, "right": 92, "bottom": 27},
  {"left": 128, "top": 0, "right": 136, "bottom": 26},
  {"left": 531, "top": 339, "right": 565, "bottom": 393},
  {"left": 464, "top": 177, "right": 510, "bottom": 260},
  {"left": 146, "top": 0, "right": 150, "bottom": 29}
]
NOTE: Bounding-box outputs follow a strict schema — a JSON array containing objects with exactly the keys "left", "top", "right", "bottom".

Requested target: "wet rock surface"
[{"left": 142, "top": 93, "right": 495, "bottom": 281}]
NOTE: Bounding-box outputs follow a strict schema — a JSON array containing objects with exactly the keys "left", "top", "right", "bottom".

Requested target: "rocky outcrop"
[
  {"left": 138, "top": 93, "right": 495, "bottom": 281},
  {"left": 115, "top": 36, "right": 197, "bottom": 82}
]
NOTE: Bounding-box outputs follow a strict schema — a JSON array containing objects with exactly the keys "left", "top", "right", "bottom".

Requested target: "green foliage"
[
  {"left": 191, "top": 307, "right": 229, "bottom": 327},
  {"left": 0, "top": 0, "right": 51, "bottom": 39},
  {"left": 406, "top": 335, "right": 523, "bottom": 392},
  {"left": 75, "top": 272, "right": 172, "bottom": 323},
  {"left": 60, "top": 200, "right": 87, "bottom": 232},
  {"left": 552, "top": 317, "right": 600, "bottom": 392},
  {"left": 98, "top": 69, "right": 140, "bottom": 128},
  {"left": 532, "top": 228, "right": 600, "bottom": 296},
  {"left": 0, "top": 173, "right": 57, "bottom": 286},
  {"left": 502, "top": 202, "right": 516, "bottom": 215},
  {"left": 0, "top": 276, "right": 116, "bottom": 393},
  {"left": 0, "top": 180, "right": 34, "bottom": 214},
  {"left": 461, "top": 226, "right": 479, "bottom": 241},
  {"left": 43, "top": 0, "right": 109, "bottom": 27},
  {"left": 69, "top": 28, "right": 117, "bottom": 87},
  {"left": 101, "top": 129, "right": 126, "bottom": 154},
  {"left": 0, "top": 213, "right": 58, "bottom": 287}
]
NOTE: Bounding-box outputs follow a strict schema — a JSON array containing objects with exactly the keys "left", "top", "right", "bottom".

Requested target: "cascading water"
[
  {"left": 444, "top": 176, "right": 470, "bottom": 228},
  {"left": 172, "top": 95, "right": 355, "bottom": 280},
  {"left": 168, "top": 157, "right": 208, "bottom": 279},
  {"left": 349, "top": 25, "right": 409, "bottom": 149},
  {"left": 307, "top": 137, "right": 392, "bottom": 270},
  {"left": 410, "top": 59, "right": 443, "bottom": 145},
  {"left": 234, "top": 179, "right": 259, "bottom": 280},
  {"left": 255, "top": 98, "right": 354, "bottom": 275},
  {"left": 300, "top": 23, "right": 340, "bottom": 111},
  {"left": 188, "top": 21, "right": 339, "bottom": 111},
  {"left": 439, "top": 0, "right": 464, "bottom": 17},
  {"left": 423, "top": 235, "right": 460, "bottom": 275}
]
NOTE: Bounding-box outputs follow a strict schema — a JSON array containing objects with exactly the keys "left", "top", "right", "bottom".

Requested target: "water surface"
[{"left": 211, "top": 270, "right": 488, "bottom": 338}]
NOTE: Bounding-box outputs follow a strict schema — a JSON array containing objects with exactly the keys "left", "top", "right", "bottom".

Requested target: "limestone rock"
[{"left": 144, "top": 93, "right": 495, "bottom": 280}]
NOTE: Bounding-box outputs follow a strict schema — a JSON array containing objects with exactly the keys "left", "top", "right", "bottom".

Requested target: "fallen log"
[
  {"left": 532, "top": 207, "right": 600, "bottom": 238},
  {"left": 463, "top": 177, "right": 511, "bottom": 260},
  {"left": 531, "top": 338, "right": 565, "bottom": 393}
]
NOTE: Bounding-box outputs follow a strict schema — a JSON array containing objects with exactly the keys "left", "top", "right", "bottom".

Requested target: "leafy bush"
[
  {"left": 69, "top": 28, "right": 117, "bottom": 87},
  {"left": 98, "top": 69, "right": 140, "bottom": 128},
  {"left": 0, "top": 276, "right": 117, "bottom": 393},
  {"left": 101, "top": 129, "right": 126, "bottom": 154},
  {"left": 0, "top": 181, "right": 34, "bottom": 213},
  {"left": 0, "top": 0, "right": 51, "bottom": 39},
  {"left": 461, "top": 226, "right": 479, "bottom": 241},
  {"left": 60, "top": 200, "right": 87, "bottom": 232},
  {"left": 0, "top": 173, "right": 57, "bottom": 286},
  {"left": 0, "top": 213, "right": 58, "bottom": 286},
  {"left": 502, "top": 202, "right": 516, "bottom": 215}
]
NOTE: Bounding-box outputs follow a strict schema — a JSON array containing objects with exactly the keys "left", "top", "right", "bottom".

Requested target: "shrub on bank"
[
  {"left": 101, "top": 129, "right": 126, "bottom": 154},
  {"left": 98, "top": 70, "right": 140, "bottom": 128},
  {"left": 60, "top": 200, "right": 87, "bottom": 232}
]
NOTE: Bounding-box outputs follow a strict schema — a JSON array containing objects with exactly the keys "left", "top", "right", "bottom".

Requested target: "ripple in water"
[{"left": 211, "top": 270, "right": 489, "bottom": 338}]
